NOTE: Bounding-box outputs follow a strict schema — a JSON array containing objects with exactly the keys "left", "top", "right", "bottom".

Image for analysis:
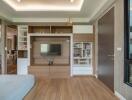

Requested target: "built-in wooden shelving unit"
[
  {"left": 73, "top": 42, "right": 92, "bottom": 65},
  {"left": 51, "top": 26, "right": 72, "bottom": 33},
  {"left": 18, "top": 50, "right": 27, "bottom": 58},
  {"left": 17, "top": 25, "right": 28, "bottom": 75},
  {"left": 17, "top": 24, "right": 94, "bottom": 76},
  {"left": 28, "top": 26, "right": 51, "bottom": 33},
  {"left": 28, "top": 26, "right": 72, "bottom": 34},
  {"left": 72, "top": 25, "right": 94, "bottom": 75}
]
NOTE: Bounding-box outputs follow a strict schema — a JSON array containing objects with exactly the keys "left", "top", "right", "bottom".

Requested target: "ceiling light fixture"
[
  {"left": 2, "top": 0, "right": 84, "bottom": 11},
  {"left": 70, "top": 0, "right": 74, "bottom": 3},
  {"left": 17, "top": 0, "right": 21, "bottom": 2}
]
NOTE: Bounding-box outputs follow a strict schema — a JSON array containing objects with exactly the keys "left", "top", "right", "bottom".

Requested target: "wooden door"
[{"left": 98, "top": 8, "right": 114, "bottom": 92}]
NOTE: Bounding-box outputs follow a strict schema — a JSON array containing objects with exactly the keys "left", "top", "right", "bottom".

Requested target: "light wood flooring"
[{"left": 25, "top": 76, "right": 118, "bottom": 100}]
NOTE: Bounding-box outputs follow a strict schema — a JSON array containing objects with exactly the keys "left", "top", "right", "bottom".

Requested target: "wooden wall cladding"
[
  {"left": 28, "top": 26, "right": 72, "bottom": 33},
  {"left": 73, "top": 34, "right": 95, "bottom": 42},
  {"left": 29, "top": 65, "right": 70, "bottom": 78},
  {"left": 28, "top": 26, "right": 50, "bottom": 33},
  {"left": 31, "top": 37, "right": 70, "bottom": 65}
]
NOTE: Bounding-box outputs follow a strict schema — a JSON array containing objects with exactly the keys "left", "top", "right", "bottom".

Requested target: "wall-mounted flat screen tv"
[{"left": 40, "top": 44, "right": 61, "bottom": 56}]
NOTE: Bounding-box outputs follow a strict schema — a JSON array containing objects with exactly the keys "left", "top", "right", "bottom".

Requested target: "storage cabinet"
[
  {"left": 18, "top": 25, "right": 28, "bottom": 50},
  {"left": 17, "top": 58, "right": 28, "bottom": 74},
  {"left": 29, "top": 65, "right": 70, "bottom": 78},
  {"left": 73, "top": 25, "right": 93, "bottom": 34},
  {"left": 17, "top": 25, "right": 28, "bottom": 75},
  {"left": 17, "top": 24, "right": 94, "bottom": 76},
  {"left": 73, "top": 42, "right": 93, "bottom": 75},
  {"left": 73, "top": 42, "right": 92, "bottom": 65},
  {"left": 28, "top": 66, "right": 49, "bottom": 77}
]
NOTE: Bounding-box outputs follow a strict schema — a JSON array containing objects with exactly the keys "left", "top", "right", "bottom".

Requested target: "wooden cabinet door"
[{"left": 50, "top": 66, "right": 70, "bottom": 78}]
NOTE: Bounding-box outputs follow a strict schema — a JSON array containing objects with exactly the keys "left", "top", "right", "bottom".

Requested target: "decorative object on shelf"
[
  {"left": 73, "top": 42, "right": 92, "bottom": 65},
  {"left": 73, "top": 42, "right": 93, "bottom": 75},
  {"left": 17, "top": 25, "right": 28, "bottom": 75},
  {"left": 18, "top": 25, "right": 28, "bottom": 50}
]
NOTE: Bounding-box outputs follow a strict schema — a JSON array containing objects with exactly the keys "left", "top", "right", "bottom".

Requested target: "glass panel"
[
  {"left": 129, "top": 0, "right": 132, "bottom": 59},
  {"left": 125, "top": 0, "right": 132, "bottom": 86}
]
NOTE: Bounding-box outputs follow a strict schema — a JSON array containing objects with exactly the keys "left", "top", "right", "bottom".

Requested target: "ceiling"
[
  {"left": 0, "top": 0, "right": 116, "bottom": 23},
  {"left": 2, "top": 0, "right": 84, "bottom": 11}
]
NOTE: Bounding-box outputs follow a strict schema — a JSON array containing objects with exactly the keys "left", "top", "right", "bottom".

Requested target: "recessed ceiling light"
[
  {"left": 17, "top": 0, "right": 21, "bottom": 2},
  {"left": 2, "top": 0, "right": 84, "bottom": 11},
  {"left": 70, "top": 0, "right": 74, "bottom": 3}
]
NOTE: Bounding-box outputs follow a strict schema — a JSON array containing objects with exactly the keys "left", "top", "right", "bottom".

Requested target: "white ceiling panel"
[{"left": 0, "top": 0, "right": 115, "bottom": 23}]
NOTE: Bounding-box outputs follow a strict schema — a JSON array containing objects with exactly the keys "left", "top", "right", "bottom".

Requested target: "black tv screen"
[{"left": 41, "top": 44, "right": 61, "bottom": 56}]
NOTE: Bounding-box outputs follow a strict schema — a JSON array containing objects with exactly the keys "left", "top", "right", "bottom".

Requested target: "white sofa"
[{"left": 0, "top": 75, "right": 35, "bottom": 100}]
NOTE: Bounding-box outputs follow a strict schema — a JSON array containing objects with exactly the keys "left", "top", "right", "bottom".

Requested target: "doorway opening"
[{"left": 6, "top": 25, "right": 17, "bottom": 74}]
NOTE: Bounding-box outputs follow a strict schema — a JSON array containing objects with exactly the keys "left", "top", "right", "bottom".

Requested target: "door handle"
[{"left": 108, "top": 55, "right": 115, "bottom": 57}]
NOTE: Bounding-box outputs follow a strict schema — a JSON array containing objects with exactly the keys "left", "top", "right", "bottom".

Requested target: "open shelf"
[
  {"left": 18, "top": 25, "right": 28, "bottom": 50},
  {"left": 28, "top": 26, "right": 51, "bottom": 33},
  {"left": 73, "top": 42, "right": 92, "bottom": 65},
  {"left": 28, "top": 26, "right": 72, "bottom": 34},
  {"left": 18, "top": 50, "right": 27, "bottom": 58},
  {"left": 51, "top": 26, "right": 72, "bottom": 33}
]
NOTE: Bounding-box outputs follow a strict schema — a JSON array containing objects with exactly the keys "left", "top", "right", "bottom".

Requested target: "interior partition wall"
[{"left": 0, "top": 20, "right": 7, "bottom": 74}]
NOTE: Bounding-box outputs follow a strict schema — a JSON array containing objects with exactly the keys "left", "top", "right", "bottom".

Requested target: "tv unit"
[{"left": 40, "top": 44, "right": 61, "bottom": 56}]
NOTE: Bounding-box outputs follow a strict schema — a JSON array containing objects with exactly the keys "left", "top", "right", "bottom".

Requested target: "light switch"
[{"left": 117, "top": 48, "right": 122, "bottom": 51}]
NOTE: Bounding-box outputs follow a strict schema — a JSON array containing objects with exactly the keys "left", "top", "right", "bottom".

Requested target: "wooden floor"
[{"left": 26, "top": 76, "right": 118, "bottom": 100}]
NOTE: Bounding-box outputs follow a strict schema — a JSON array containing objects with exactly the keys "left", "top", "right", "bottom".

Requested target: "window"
[{"left": 124, "top": 0, "right": 132, "bottom": 86}]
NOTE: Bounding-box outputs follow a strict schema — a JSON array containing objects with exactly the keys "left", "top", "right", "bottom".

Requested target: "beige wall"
[
  {"left": 114, "top": 0, "right": 132, "bottom": 99},
  {"left": 31, "top": 37, "right": 70, "bottom": 65},
  {"left": 1, "top": 20, "right": 7, "bottom": 74},
  {"left": 94, "top": 0, "right": 132, "bottom": 99}
]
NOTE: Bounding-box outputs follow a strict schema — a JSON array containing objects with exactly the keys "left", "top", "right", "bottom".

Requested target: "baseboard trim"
[{"left": 115, "top": 91, "right": 126, "bottom": 100}]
